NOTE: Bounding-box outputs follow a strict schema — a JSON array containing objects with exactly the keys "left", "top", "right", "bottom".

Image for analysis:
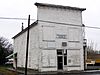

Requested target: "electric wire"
[
  {"left": 0, "top": 17, "right": 35, "bottom": 20},
  {"left": 0, "top": 17, "right": 100, "bottom": 29},
  {"left": 38, "top": 19, "right": 100, "bottom": 29}
]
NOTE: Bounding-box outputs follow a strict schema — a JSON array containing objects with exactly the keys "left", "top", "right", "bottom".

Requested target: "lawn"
[{"left": 0, "top": 66, "right": 17, "bottom": 75}]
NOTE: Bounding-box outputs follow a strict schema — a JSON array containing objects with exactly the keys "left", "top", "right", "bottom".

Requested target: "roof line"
[
  {"left": 12, "top": 21, "right": 38, "bottom": 39},
  {"left": 35, "top": 2, "right": 86, "bottom": 11}
]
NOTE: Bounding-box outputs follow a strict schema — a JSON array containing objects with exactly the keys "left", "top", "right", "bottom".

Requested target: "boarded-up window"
[
  {"left": 67, "top": 50, "right": 80, "bottom": 66},
  {"left": 68, "top": 28, "right": 80, "bottom": 41},
  {"left": 42, "top": 26, "right": 55, "bottom": 41},
  {"left": 42, "top": 41, "right": 55, "bottom": 49},
  {"left": 68, "top": 42, "right": 81, "bottom": 49},
  {"left": 42, "top": 50, "right": 56, "bottom": 67},
  {"left": 47, "top": 42, "right": 55, "bottom": 48}
]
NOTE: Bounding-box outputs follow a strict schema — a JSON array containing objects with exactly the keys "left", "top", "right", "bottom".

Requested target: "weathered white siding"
[
  {"left": 37, "top": 21, "right": 57, "bottom": 71},
  {"left": 14, "top": 3, "right": 85, "bottom": 72},
  {"left": 14, "top": 31, "right": 27, "bottom": 67},
  {"left": 38, "top": 6, "right": 82, "bottom": 25},
  {"left": 37, "top": 4, "right": 84, "bottom": 71},
  {"left": 14, "top": 25, "right": 40, "bottom": 69},
  {"left": 28, "top": 25, "right": 39, "bottom": 69},
  {"left": 41, "top": 50, "right": 57, "bottom": 71}
]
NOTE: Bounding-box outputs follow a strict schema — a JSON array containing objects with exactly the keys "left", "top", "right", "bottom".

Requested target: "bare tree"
[
  {"left": 0, "top": 37, "right": 13, "bottom": 65},
  {"left": 87, "top": 41, "right": 96, "bottom": 60}
]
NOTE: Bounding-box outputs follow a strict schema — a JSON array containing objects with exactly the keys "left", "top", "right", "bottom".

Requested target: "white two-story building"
[{"left": 13, "top": 3, "right": 86, "bottom": 72}]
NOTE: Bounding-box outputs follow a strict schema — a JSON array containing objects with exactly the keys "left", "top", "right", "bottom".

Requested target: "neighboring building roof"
[
  {"left": 12, "top": 21, "right": 38, "bottom": 39},
  {"left": 35, "top": 2, "right": 86, "bottom": 11},
  {"left": 6, "top": 52, "right": 17, "bottom": 59}
]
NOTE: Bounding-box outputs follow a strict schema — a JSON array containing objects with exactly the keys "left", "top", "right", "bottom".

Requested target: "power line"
[
  {"left": 38, "top": 20, "right": 100, "bottom": 30},
  {"left": 38, "top": 19, "right": 82, "bottom": 27},
  {"left": 0, "top": 17, "right": 36, "bottom": 20},
  {"left": 0, "top": 16, "right": 100, "bottom": 30},
  {"left": 85, "top": 26, "right": 100, "bottom": 29}
]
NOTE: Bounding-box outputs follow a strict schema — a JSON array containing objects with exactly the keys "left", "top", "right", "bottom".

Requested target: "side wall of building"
[
  {"left": 14, "top": 31, "right": 27, "bottom": 68},
  {"left": 14, "top": 25, "right": 40, "bottom": 70}
]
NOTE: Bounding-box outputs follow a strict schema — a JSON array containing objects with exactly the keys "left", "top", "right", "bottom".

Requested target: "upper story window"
[
  {"left": 42, "top": 26, "right": 55, "bottom": 41},
  {"left": 68, "top": 27, "right": 80, "bottom": 41}
]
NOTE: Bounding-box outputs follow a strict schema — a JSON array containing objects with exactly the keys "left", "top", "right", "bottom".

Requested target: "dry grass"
[{"left": 0, "top": 66, "right": 17, "bottom": 75}]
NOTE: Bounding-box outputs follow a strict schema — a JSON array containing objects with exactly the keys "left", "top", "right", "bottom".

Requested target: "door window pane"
[
  {"left": 57, "top": 50, "right": 63, "bottom": 55},
  {"left": 64, "top": 50, "right": 67, "bottom": 55},
  {"left": 64, "top": 56, "right": 67, "bottom": 65}
]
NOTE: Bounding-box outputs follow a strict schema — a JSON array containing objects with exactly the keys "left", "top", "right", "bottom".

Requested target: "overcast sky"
[{"left": 0, "top": 0, "right": 100, "bottom": 50}]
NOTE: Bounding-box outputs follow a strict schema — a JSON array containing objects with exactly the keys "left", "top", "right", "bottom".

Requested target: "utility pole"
[
  {"left": 83, "top": 39, "right": 87, "bottom": 70},
  {"left": 25, "top": 15, "right": 30, "bottom": 75}
]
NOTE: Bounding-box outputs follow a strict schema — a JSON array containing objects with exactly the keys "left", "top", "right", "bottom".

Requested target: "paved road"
[
  {"left": 18, "top": 72, "right": 100, "bottom": 75},
  {"left": 58, "top": 73, "right": 100, "bottom": 75},
  {"left": 87, "top": 66, "right": 100, "bottom": 70}
]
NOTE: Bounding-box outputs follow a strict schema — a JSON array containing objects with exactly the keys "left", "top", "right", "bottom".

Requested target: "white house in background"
[{"left": 13, "top": 3, "right": 86, "bottom": 72}]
